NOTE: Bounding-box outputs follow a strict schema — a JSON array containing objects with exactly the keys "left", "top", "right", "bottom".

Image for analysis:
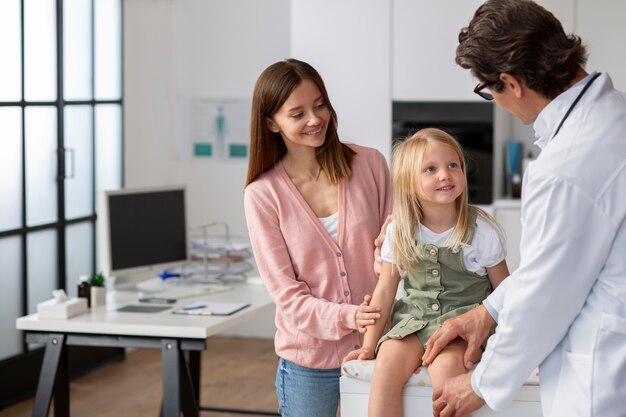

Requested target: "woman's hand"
[
  {"left": 342, "top": 347, "right": 375, "bottom": 365},
  {"left": 355, "top": 295, "right": 381, "bottom": 333}
]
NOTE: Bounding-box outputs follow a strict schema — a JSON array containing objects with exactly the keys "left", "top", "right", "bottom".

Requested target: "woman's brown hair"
[{"left": 245, "top": 59, "right": 355, "bottom": 187}]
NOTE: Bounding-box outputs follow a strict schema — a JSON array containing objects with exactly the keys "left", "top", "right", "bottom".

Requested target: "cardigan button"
[
  {"left": 336, "top": 252, "right": 342, "bottom": 257},
  {"left": 431, "top": 303, "right": 440, "bottom": 311},
  {"left": 429, "top": 248, "right": 437, "bottom": 257},
  {"left": 431, "top": 269, "right": 440, "bottom": 277},
  {"left": 344, "top": 290, "right": 350, "bottom": 296},
  {"left": 340, "top": 271, "right": 346, "bottom": 277}
]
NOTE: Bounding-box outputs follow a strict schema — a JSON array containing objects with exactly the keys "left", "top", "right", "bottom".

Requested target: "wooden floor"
[{"left": 0, "top": 337, "right": 279, "bottom": 417}]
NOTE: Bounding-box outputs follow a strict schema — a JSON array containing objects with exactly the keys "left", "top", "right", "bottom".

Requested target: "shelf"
[{"left": 187, "top": 222, "right": 254, "bottom": 282}]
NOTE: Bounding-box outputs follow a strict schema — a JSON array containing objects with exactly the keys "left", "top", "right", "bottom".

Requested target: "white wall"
[
  {"left": 124, "top": 0, "right": 290, "bottom": 338},
  {"left": 392, "top": 0, "right": 485, "bottom": 102},
  {"left": 124, "top": 0, "right": 174, "bottom": 188},
  {"left": 291, "top": 0, "right": 392, "bottom": 159},
  {"left": 124, "top": 0, "right": 290, "bottom": 237},
  {"left": 577, "top": 0, "right": 626, "bottom": 91}
]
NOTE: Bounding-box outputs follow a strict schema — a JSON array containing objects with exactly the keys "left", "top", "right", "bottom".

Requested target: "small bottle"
[
  {"left": 511, "top": 173, "right": 522, "bottom": 199},
  {"left": 77, "top": 275, "right": 92, "bottom": 308}
]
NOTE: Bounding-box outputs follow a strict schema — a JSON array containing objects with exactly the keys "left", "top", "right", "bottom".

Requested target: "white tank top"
[{"left": 318, "top": 212, "right": 339, "bottom": 242}]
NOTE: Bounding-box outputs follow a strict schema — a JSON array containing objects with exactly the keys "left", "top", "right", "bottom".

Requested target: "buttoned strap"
[{"left": 461, "top": 206, "right": 479, "bottom": 246}]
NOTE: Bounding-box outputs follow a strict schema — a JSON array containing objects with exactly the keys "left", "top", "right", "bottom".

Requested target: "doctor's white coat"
[{"left": 472, "top": 72, "right": 626, "bottom": 417}]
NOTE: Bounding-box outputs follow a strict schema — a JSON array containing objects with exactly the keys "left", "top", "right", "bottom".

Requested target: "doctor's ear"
[
  {"left": 266, "top": 118, "right": 280, "bottom": 133},
  {"left": 499, "top": 73, "right": 524, "bottom": 98}
]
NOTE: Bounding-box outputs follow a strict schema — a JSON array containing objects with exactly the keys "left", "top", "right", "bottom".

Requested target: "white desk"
[{"left": 16, "top": 282, "right": 276, "bottom": 417}]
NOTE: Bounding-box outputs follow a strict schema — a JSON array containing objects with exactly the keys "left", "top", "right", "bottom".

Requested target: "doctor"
[{"left": 422, "top": 1, "right": 626, "bottom": 416}]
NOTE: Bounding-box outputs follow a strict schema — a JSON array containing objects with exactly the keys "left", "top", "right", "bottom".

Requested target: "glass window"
[
  {"left": 25, "top": 107, "right": 58, "bottom": 227},
  {"left": 24, "top": 0, "right": 57, "bottom": 102},
  {"left": 0, "top": 108, "right": 23, "bottom": 231},
  {"left": 96, "top": 104, "right": 123, "bottom": 192},
  {"left": 65, "top": 105, "right": 94, "bottom": 219},
  {"left": 65, "top": 222, "right": 94, "bottom": 297},
  {"left": 0, "top": 237, "right": 22, "bottom": 361},
  {"left": 95, "top": 0, "right": 122, "bottom": 100},
  {"left": 0, "top": 0, "right": 123, "bottom": 393},
  {"left": 0, "top": 1, "right": 22, "bottom": 102},
  {"left": 64, "top": 0, "right": 93, "bottom": 101},
  {"left": 27, "top": 229, "right": 58, "bottom": 315}
]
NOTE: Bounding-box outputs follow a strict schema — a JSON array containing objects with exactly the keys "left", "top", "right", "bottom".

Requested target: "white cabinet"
[
  {"left": 391, "top": 0, "right": 577, "bottom": 101},
  {"left": 392, "top": 0, "right": 485, "bottom": 101},
  {"left": 291, "top": 1, "right": 392, "bottom": 158},
  {"left": 493, "top": 200, "right": 522, "bottom": 273}
]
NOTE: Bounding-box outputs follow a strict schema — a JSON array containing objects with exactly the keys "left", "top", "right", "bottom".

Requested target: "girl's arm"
[
  {"left": 486, "top": 259, "right": 509, "bottom": 289},
  {"left": 343, "top": 261, "right": 401, "bottom": 363}
]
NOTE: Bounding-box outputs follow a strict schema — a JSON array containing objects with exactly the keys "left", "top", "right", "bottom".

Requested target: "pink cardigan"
[{"left": 244, "top": 144, "right": 392, "bottom": 369}]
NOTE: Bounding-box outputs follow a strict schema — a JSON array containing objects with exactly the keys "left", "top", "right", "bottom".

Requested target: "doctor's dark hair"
[
  {"left": 246, "top": 58, "right": 355, "bottom": 187},
  {"left": 456, "top": 0, "right": 588, "bottom": 99}
]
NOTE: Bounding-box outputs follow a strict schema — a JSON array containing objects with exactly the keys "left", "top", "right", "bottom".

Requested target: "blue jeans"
[{"left": 275, "top": 358, "right": 340, "bottom": 417}]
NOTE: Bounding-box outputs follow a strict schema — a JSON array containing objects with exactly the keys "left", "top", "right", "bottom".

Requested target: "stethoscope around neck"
[{"left": 551, "top": 72, "right": 601, "bottom": 140}]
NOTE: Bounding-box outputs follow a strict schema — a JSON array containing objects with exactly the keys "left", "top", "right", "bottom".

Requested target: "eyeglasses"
[{"left": 473, "top": 82, "right": 494, "bottom": 101}]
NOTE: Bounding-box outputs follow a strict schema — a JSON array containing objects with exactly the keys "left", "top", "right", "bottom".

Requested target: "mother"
[{"left": 244, "top": 59, "right": 392, "bottom": 417}]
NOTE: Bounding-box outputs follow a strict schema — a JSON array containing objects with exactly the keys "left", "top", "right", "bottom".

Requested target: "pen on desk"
[{"left": 182, "top": 304, "right": 207, "bottom": 311}]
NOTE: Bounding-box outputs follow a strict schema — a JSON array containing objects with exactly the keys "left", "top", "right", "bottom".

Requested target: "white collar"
[{"left": 533, "top": 72, "right": 600, "bottom": 150}]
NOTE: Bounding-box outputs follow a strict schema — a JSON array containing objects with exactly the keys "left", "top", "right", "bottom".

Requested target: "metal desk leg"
[
  {"left": 54, "top": 341, "right": 69, "bottom": 417},
  {"left": 32, "top": 333, "right": 69, "bottom": 417},
  {"left": 188, "top": 351, "right": 201, "bottom": 403},
  {"left": 179, "top": 351, "right": 199, "bottom": 417},
  {"left": 161, "top": 339, "right": 181, "bottom": 417},
  {"left": 159, "top": 345, "right": 199, "bottom": 417}
]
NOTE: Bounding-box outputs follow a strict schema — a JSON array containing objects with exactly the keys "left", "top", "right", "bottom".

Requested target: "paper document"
[{"left": 172, "top": 301, "right": 250, "bottom": 316}]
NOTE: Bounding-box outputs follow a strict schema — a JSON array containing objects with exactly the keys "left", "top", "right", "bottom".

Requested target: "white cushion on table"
[{"left": 342, "top": 360, "right": 540, "bottom": 387}]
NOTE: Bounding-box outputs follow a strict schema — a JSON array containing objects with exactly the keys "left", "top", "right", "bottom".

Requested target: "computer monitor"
[{"left": 97, "top": 185, "right": 188, "bottom": 282}]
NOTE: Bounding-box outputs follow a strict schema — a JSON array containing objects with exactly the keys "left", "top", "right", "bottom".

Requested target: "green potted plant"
[{"left": 90, "top": 272, "right": 107, "bottom": 307}]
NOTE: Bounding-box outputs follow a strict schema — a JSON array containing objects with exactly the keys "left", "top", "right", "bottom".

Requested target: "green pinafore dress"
[{"left": 377, "top": 209, "right": 493, "bottom": 351}]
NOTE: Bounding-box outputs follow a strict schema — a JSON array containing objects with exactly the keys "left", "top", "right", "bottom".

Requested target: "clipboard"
[{"left": 172, "top": 301, "right": 250, "bottom": 316}]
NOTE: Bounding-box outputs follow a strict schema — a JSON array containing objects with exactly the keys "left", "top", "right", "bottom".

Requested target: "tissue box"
[{"left": 37, "top": 297, "right": 88, "bottom": 319}]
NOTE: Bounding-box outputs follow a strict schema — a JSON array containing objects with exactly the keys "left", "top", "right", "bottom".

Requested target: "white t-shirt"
[
  {"left": 381, "top": 216, "right": 506, "bottom": 276},
  {"left": 318, "top": 212, "right": 339, "bottom": 242}
]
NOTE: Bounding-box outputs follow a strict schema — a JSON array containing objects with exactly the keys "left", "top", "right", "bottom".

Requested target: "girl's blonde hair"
[{"left": 391, "top": 128, "right": 500, "bottom": 271}]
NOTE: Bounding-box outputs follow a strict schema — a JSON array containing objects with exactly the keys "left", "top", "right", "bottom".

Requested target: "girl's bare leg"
[
  {"left": 368, "top": 334, "right": 423, "bottom": 417},
  {"left": 427, "top": 337, "right": 469, "bottom": 392}
]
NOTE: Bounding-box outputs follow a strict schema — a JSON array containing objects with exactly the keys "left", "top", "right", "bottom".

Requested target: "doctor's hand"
[
  {"left": 422, "top": 305, "right": 495, "bottom": 369},
  {"left": 432, "top": 373, "right": 485, "bottom": 417},
  {"left": 355, "top": 295, "right": 381, "bottom": 333}
]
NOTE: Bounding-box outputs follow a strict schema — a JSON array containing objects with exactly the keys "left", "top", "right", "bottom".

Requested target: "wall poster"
[{"left": 176, "top": 97, "right": 250, "bottom": 161}]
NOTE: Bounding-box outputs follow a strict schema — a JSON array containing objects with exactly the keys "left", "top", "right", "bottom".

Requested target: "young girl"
[{"left": 343, "top": 128, "right": 509, "bottom": 417}]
